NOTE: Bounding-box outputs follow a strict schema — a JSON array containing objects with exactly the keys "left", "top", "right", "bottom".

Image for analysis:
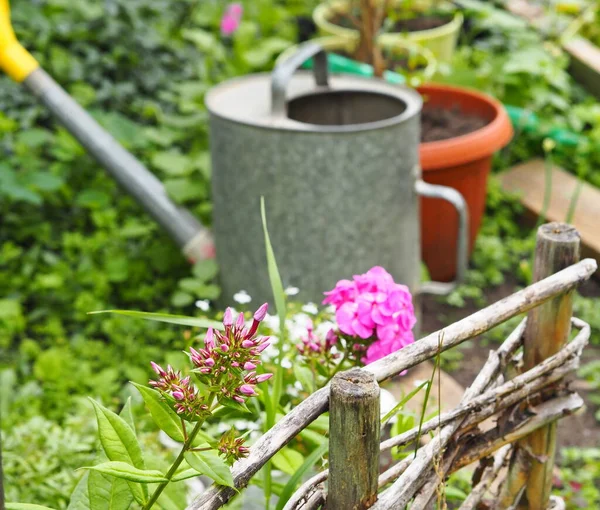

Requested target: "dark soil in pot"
[
  {"left": 420, "top": 106, "right": 489, "bottom": 143},
  {"left": 334, "top": 50, "right": 428, "bottom": 73},
  {"left": 330, "top": 13, "right": 452, "bottom": 32},
  {"left": 389, "top": 15, "right": 453, "bottom": 32}
]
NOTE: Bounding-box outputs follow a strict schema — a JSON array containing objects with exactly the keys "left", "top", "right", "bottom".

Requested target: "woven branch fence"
[{"left": 190, "top": 223, "right": 597, "bottom": 510}]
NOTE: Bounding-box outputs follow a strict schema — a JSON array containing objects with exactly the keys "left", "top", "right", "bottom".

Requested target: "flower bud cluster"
[
  {"left": 296, "top": 321, "right": 340, "bottom": 367},
  {"left": 149, "top": 303, "right": 272, "bottom": 418},
  {"left": 189, "top": 303, "right": 272, "bottom": 404},
  {"left": 217, "top": 428, "right": 250, "bottom": 466}
]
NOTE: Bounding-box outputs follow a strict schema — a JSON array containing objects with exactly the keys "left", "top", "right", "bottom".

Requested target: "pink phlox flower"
[
  {"left": 220, "top": 3, "right": 243, "bottom": 36},
  {"left": 324, "top": 266, "right": 417, "bottom": 371},
  {"left": 336, "top": 301, "right": 373, "bottom": 339},
  {"left": 354, "top": 266, "right": 394, "bottom": 293},
  {"left": 322, "top": 279, "right": 356, "bottom": 307}
]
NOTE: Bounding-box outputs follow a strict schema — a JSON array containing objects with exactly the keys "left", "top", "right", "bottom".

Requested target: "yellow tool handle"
[{"left": 0, "top": 0, "right": 39, "bottom": 82}]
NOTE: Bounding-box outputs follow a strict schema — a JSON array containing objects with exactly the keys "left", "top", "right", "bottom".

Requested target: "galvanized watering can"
[{"left": 206, "top": 42, "right": 469, "bottom": 304}]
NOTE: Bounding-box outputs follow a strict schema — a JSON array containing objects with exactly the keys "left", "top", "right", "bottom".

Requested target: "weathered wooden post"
[
  {"left": 502, "top": 222, "right": 580, "bottom": 510},
  {"left": 329, "top": 368, "right": 380, "bottom": 509}
]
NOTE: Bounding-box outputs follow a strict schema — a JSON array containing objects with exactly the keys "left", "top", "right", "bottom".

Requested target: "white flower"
[
  {"left": 284, "top": 286, "right": 299, "bottom": 296},
  {"left": 315, "top": 320, "right": 336, "bottom": 338},
  {"left": 233, "top": 290, "right": 252, "bottom": 304},
  {"left": 195, "top": 299, "right": 210, "bottom": 311},
  {"left": 302, "top": 303, "right": 318, "bottom": 315},
  {"left": 217, "top": 422, "right": 232, "bottom": 433},
  {"left": 281, "top": 358, "right": 292, "bottom": 369},
  {"left": 263, "top": 313, "right": 280, "bottom": 333}
]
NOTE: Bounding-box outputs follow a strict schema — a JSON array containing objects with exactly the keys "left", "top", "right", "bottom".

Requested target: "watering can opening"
[{"left": 287, "top": 90, "right": 407, "bottom": 127}]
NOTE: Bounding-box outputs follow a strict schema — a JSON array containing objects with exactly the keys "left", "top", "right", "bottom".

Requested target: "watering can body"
[{"left": 206, "top": 43, "right": 468, "bottom": 304}]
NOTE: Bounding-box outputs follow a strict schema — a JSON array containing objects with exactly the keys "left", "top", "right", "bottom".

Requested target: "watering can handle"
[
  {"left": 416, "top": 180, "right": 469, "bottom": 296},
  {"left": 271, "top": 41, "right": 329, "bottom": 118}
]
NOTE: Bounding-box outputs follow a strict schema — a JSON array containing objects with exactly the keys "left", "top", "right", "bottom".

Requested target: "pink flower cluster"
[
  {"left": 297, "top": 320, "right": 340, "bottom": 366},
  {"left": 220, "top": 3, "right": 243, "bottom": 37},
  {"left": 150, "top": 303, "right": 272, "bottom": 418},
  {"left": 323, "top": 267, "right": 416, "bottom": 365}
]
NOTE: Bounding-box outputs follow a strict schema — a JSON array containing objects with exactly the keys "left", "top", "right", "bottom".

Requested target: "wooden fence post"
[
  {"left": 329, "top": 368, "right": 380, "bottom": 509},
  {"left": 507, "top": 223, "right": 580, "bottom": 510}
]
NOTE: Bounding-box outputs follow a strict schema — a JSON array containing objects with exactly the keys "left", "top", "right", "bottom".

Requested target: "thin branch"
[
  {"left": 190, "top": 260, "right": 596, "bottom": 509},
  {"left": 458, "top": 445, "right": 511, "bottom": 510}
]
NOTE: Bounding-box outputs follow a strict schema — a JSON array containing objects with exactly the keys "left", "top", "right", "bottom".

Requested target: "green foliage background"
[{"left": 1, "top": 0, "right": 600, "bottom": 507}]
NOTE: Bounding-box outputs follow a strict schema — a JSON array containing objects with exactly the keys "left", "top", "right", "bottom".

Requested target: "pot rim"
[
  {"left": 418, "top": 83, "right": 514, "bottom": 170},
  {"left": 275, "top": 35, "right": 438, "bottom": 81},
  {"left": 205, "top": 72, "right": 423, "bottom": 133},
  {"left": 313, "top": 1, "right": 464, "bottom": 42}
]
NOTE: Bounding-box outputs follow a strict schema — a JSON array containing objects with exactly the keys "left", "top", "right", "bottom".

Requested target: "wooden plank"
[
  {"left": 499, "top": 159, "right": 600, "bottom": 272},
  {"left": 564, "top": 37, "right": 600, "bottom": 99}
]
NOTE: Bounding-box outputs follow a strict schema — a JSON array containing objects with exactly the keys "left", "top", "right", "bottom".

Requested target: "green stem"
[
  {"left": 323, "top": 351, "right": 349, "bottom": 387},
  {"left": 537, "top": 152, "right": 554, "bottom": 227},
  {"left": 144, "top": 395, "right": 216, "bottom": 509},
  {"left": 565, "top": 178, "right": 584, "bottom": 224}
]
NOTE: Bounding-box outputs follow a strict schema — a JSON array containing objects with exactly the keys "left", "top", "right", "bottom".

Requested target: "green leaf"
[
  {"left": 76, "top": 189, "right": 111, "bottom": 209},
  {"left": 171, "top": 290, "right": 194, "bottom": 308},
  {"left": 67, "top": 473, "right": 91, "bottom": 510},
  {"left": 164, "top": 178, "right": 206, "bottom": 204},
  {"left": 82, "top": 461, "right": 168, "bottom": 483},
  {"left": 192, "top": 259, "right": 219, "bottom": 282},
  {"left": 132, "top": 383, "right": 185, "bottom": 442},
  {"left": 272, "top": 447, "right": 305, "bottom": 476},
  {"left": 171, "top": 468, "right": 201, "bottom": 482},
  {"left": 90, "top": 399, "right": 147, "bottom": 503},
  {"left": 261, "top": 196, "right": 287, "bottom": 478},
  {"left": 23, "top": 172, "right": 64, "bottom": 192},
  {"left": 88, "top": 309, "right": 222, "bottom": 330},
  {"left": 88, "top": 473, "right": 134, "bottom": 510},
  {"left": 6, "top": 505, "right": 57, "bottom": 510},
  {"left": 218, "top": 397, "right": 251, "bottom": 414},
  {"left": 381, "top": 380, "right": 429, "bottom": 425},
  {"left": 90, "top": 399, "right": 145, "bottom": 468},
  {"left": 275, "top": 441, "right": 328, "bottom": 510},
  {"left": 184, "top": 450, "right": 234, "bottom": 487},
  {"left": 293, "top": 363, "right": 315, "bottom": 394},
  {"left": 152, "top": 150, "right": 192, "bottom": 176},
  {"left": 120, "top": 397, "right": 135, "bottom": 432}
]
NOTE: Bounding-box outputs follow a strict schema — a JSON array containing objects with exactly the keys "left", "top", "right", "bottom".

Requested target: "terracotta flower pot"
[{"left": 418, "top": 83, "right": 513, "bottom": 282}]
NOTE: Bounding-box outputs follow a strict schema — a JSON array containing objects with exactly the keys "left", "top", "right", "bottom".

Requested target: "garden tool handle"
[
  {"left": 415, "top": 179, "right": 469, "bottom": 296},
  {"left": 0, "top": 0, "right": 39, "bottom": 82},
  {"left": 0, "top": 0, "right": 214, "bottom": 263},
  {"left": 271, "top": 41, "right": 329, "bottom": 118}
]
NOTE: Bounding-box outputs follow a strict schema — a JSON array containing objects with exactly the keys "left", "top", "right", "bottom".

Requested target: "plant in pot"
[
  {"left": 278, "top": 0, "right": 438, "bottom": 84},
  {"left": 313, "top": 0, "right": 464, "bottom": 63},
  {"left": 282, "top": 1, "right": 513, "bottom": 283}
]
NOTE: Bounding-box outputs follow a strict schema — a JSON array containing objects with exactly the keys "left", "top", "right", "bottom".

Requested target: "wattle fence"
[{"left": 190, "top": 222, "right": 596, "bottom": 510}]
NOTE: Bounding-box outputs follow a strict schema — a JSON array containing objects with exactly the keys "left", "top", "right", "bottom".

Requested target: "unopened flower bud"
[
  {"left": 239, "top": 384, "right": 257, "bottom": 396},
  {"left": 236, "top": 312, "right": 245, "bottom": 329},
  {"left": 254, "top": 303, "right": 268, "bottom": 322},
  {"left": 223, "top": 308, "right": 233, "bottom": 327},
  {"left": 242, "top": 340, "right": 254, "bottom": 348},
  {"left": 205, "top": 328, "right": 215, "bottom": 350},
  {"left": 256, "top": 373, "right": 273, "bottom": 383},
  {"left": 244, "top": 362, "right": 256, "bottom": 370},
  {"left": 150, "top": 362, "right": 166, "bottom": 376}
]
